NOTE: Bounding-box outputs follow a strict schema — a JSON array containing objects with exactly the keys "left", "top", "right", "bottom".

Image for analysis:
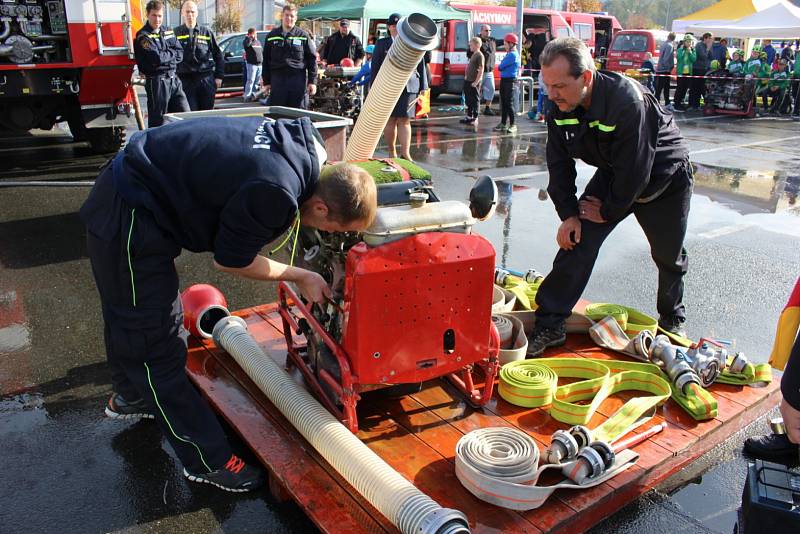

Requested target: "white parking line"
[
  {"left": 690, "top": 135, "right": 800, "bottom": 155},
  {"left": 697, "top": 223, "right": 753, "bottom": 239}
]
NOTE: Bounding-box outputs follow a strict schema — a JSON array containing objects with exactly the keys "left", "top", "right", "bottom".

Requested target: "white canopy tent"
[{"left": 685, "top": 1, "right": 800, "bottom": 38}]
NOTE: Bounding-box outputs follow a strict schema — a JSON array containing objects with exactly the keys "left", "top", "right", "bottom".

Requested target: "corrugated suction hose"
[
  {"left": 344, "top": 13, "right": 439, "bottom": 161},
  {"left": 212, "top": 316, "right": 470, "bottom": 534}
]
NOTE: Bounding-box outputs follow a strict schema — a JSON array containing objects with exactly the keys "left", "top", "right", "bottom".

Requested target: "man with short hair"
[
  {"left": 478, "top": 24, "right": 497, "bottom": 115},
  {"left": 655, "top": 32, "right": 676, "bottom": 109},
  {"left": 320, "top": 19, "right": 365, "bottom": 67},
  {"left": 134, "top": 0, "right": 190, "bottom": 127},
  {"left": 175, "top": 1, "right": 224, "bottom": 111},
  {"left": 80, "top": 116, "right": 377, "bottom": 492},
  {"left": 243, "top": 27, "right": 263, "bottom": 102},
  {"left": 689, "top": 32, "right": 713, "bottom": 109},
  {"left": 263, "top": 4, "right": 318, "bottom": 109},
  {"left": 527, "top": 38, "right": 692, "bottom": 356}
]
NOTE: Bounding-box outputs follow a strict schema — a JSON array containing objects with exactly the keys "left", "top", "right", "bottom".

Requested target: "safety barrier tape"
[
  {"left": 455, "top": 427, "right": 639, "bottom": 511},
  {"left": 499, "top": 358, "right": 672, "bottom": 443}
]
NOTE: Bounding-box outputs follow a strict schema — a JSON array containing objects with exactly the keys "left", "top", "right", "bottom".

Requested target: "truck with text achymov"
[
  {"left": 431, "top": 4, "right": 621, "bottom": 96},
  {"left": 0, "top": 0, "right": 140, "bottom": 153}
]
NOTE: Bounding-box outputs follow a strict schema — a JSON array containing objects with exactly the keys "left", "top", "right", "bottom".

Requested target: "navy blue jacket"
[
  {"left": 371, "top": 36, "right": 428, "bottom": 93},
  {"left": 174, "top": 24, "right": 224, "bottom": 79},
  {"left": 107, "top": 117, "right": 321, "bottom": 268},
  {"left": 134, "top": 23, "right": 183, "bottom": 76},
  {"left": 262, "top": 26, "right": 317, "bottom": 84}
]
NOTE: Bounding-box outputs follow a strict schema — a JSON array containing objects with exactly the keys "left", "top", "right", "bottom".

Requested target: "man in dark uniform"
[
  {"left": 262, "top": 3, "right": 317, "bottom": 109},
  {"left": 80, "top": 116, "right": 377, "bottom": 492},
  {"left": 175, "top": 1, "right": 224, "bottom": 111},
  {"left": 320, "top": 19, "right": 365, "bottom": 67},
  {"left": 134, "top": 0, "right": 190, "bottom": 127},
  {"left": 371, "top": 13, "right": 427, "bottom": 160},
  {"left": 527, "top": 37, "right": 693, "bottom": 357}
]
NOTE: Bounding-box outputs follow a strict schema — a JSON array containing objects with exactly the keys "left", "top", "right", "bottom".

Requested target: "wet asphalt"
[{"left": 1, "top": 100, "right": 799, "bottom": 534}]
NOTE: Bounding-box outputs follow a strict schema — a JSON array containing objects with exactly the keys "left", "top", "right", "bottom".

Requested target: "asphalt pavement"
[{"left": 1, "top": 101, "right": 798, "bottom": 534}]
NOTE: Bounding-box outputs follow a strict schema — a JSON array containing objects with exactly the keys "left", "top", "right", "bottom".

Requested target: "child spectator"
[
  {"left": 767, "top": 58, "right": 791, "bottom": 114},
  {"left": 349, "top": 44, "right": 374, "bottom": 87},
  {"left": 728, "top": 50, "right": 745, "bottom": 74},
  {"left": 745, "top": 47, "right": 770, "bottom": 110},
  {"left": 494, "top": 33, "right": 521, "bottom": 134}
]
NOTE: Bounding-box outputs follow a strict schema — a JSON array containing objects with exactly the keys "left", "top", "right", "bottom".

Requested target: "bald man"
[{"left": 175, "top": 1, "right": 224, "bottom": 111}]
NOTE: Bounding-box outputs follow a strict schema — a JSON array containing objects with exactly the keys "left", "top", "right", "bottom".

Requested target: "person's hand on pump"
[
  {"left": 780, "top": 398, "right": 800, "bottom": 444},
  {"left": 578, "top": 196, "right": 606, "bottom": 224},
  {"left": 294, "top": 269, "right": 331, "bottom": 304},
  {"left": 556, "top": 216, "right": 581, "bottom": 250}
]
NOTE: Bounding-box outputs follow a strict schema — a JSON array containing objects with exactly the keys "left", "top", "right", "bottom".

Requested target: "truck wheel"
[{"left": 87, "top": 127, "right": 125, "bottom": 154}]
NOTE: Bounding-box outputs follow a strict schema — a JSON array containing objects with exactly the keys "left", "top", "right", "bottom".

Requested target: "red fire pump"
[{"left": 278, "top": 178, "right": 500, "bottom": 433}]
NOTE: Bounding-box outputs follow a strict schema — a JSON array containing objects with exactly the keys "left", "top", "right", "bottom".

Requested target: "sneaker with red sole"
[
  {"left": 183, "top": 454, "right": 265, "bottom": 493},
  {"left": 104, "top": 392, "right": 155, "bottom": 420}
]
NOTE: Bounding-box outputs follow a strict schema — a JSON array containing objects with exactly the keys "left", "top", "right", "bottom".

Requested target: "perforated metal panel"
[{"left": 341, "top": 233, "right": 495, "bottom": 385}]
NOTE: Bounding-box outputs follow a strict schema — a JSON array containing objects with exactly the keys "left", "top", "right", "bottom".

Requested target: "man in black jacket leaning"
[
  {"left": 80, "top": 117, "right": 377, "bottom": 492},
  {"left": 527, "top": 37, "right": 693, "bottom": 356}
]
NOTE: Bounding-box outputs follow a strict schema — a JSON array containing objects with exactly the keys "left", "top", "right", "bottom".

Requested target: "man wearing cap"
[
  {"left": 371, "top": 13, "right": 428, "bottom": 160},
  {"left": 526, "top": 37, "right": 692, "bottom": 356},
  {"left": 478, "top": 24, "right": 497, "bottom": 115},
  {"left": 320, "top": 19, "right": 365, "bottom": 67},
  {"left": 263, "top": 3, "right": 317, "bottom": 109}
]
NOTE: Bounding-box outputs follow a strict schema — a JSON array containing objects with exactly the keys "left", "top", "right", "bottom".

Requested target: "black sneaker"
[
  {"left": 744, "top": 433, "right": 799, "bottom": 461},
  {"left": 184, "top": 454, "right": 265, "bottom": 493},
  {"left": 526, "top": 324, "right": 567, "bottom": 358},
  {"left": 484, "top": 107, "right": 496, "bottom": 116},
  {"left": 105, "top": 392, "right": 155, "bottom": 420},
  {"left": 659, "top": 319, "right": 687, "bottom": 339}
]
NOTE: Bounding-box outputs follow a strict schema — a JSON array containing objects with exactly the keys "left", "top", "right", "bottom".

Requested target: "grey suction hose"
[
  {"left": 344, "top": 13, "right": 439, "bottom": 161},
  {"left": 212, "top": 316, "right": 470, "bottom": 534}
]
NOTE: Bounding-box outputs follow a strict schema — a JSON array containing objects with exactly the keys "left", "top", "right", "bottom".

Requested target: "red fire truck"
[
  {"left": 430, "top": 4, "right": 621, "bottom": 96},
  {"left": 0, "top": 0, "right": 141, "bottom": 153}
]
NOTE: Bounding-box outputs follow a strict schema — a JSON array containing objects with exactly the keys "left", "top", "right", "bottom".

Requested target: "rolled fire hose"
[
  {"left": 589, "top": 315, "right": 655, "bottom": 360},
  {"left": 213, "top": 316, "right": 470, "bottom": 534},
  {"left": 454, "top": 427, "right": 639, "bottom": 510},
  {"left": 344, "top": 14, "right": 439, "bottom": 161},
  {"left": 492, "top": 315, "right": 514, "bottom": 349},
  {"left": 498, "top": 358, "right": 672, "bottom": 442},
  {"left": 584, "top": 302, "right": 693, "bottom": 347}
]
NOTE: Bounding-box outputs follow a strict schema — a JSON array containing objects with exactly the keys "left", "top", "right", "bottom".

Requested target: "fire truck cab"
[{"left": 0, "top": 0, "right": 139, "bottom": 153}]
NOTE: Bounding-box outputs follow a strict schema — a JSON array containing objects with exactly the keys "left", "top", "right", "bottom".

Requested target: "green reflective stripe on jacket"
[
  {"left": 148, "top": 33, "right": 160, "bottom": 38},
  {"left": 589, "top": 120, "right": 616, "bottom": 132},
  {"left": 196, "top": 35, "right": 211, "bottom": 40},
  {"left": 554, "top": 118, "right": 579, "bottom": 126},
  {"left": 176, "top": 35, "right": 189, "bottom": 39},
  {"left": 267, "top": 36, "right": 284, "bottom": 41}
]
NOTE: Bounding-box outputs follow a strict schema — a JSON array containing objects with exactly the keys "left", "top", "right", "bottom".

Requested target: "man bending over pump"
[{"left": 80, "top": 117, "right": 377, "bottom": 492}]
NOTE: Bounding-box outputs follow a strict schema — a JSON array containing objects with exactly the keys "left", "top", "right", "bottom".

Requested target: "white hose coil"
[
  {"left": 212, "top": 316, "right": 469, "bottom": 534},
  {"left": 492, "top": 315, "right": 514, "bottom": 350},
  {"left": 455, "top": 427, "right": 639, "bottom": 511},
  {"left": 344, "top": 14, "right": 439, "bottom": 161}
]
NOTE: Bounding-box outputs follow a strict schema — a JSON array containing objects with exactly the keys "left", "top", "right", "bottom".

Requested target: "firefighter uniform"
[
  {"left": 79, "top": 117, "right": 323, "bottom": 475},
  {"left": 536, "top": 71, "right": 692, "bottom": 331},
  {"left": 263, "top": 26, "right": 318, "bottom": 109},
  {"left": 175, "top": 24, "right": 224, "bottom": 111},
  {"left": 134, "top": 22, "right": 190, "bottom": 127}
]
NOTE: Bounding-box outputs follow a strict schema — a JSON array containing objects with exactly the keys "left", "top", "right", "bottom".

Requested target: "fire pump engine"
[{"left": 0, "top": 0, "right": 139, "bottom": 153}]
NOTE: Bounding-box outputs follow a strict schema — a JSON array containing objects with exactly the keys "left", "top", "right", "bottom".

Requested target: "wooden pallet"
[{"left": 185, "top": 303, "right": 781, "bottom": 534}]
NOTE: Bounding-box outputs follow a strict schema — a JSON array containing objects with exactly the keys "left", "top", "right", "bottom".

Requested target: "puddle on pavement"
[
  {"left": 0, "top": 392, "right": 47, "bottom": 436},
  {"left": 693, "top": 162, "right": 799, "bottom": 214},
  {"left": 410, "top": 135, "right": 548, "bottom": 172},
  {"left": 0, "top": 290, "right": 31, "bottom": 354}
]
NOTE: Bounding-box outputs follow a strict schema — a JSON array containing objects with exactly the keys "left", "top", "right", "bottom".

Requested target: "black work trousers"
[
  {"left": 674, "top": 75, "right": 691, "bottom": 107},
  {"left": 463, "top": 80, "right": 480, "bottom": 119},
  {"left": 688, "top": 69, "right": 706, "bottom": 108},
  {"left": 179, "top": 72, "right": 217, "bottom": 111},
  {"left": 534, "top": 163, "right": 693, "bottom": 330},
  {"left": 654, "top": 72, "right": 671, "bottom": 105},
  {"left": 82, "top": 166, "right": 231, "bottom": 474},
  {"left": 500, "top": 77, "right": 518, "bottom": 126},
  {"left": 269, "top": 69, "right": 308, "bottom": 109},
  {"left": 144, "top": 74, "right": 190, "bottom": 127}
]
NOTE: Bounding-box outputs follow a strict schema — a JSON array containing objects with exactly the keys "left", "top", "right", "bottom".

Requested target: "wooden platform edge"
[{"left": 561, "top": 380, "right": 782, "bottom": 534}]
